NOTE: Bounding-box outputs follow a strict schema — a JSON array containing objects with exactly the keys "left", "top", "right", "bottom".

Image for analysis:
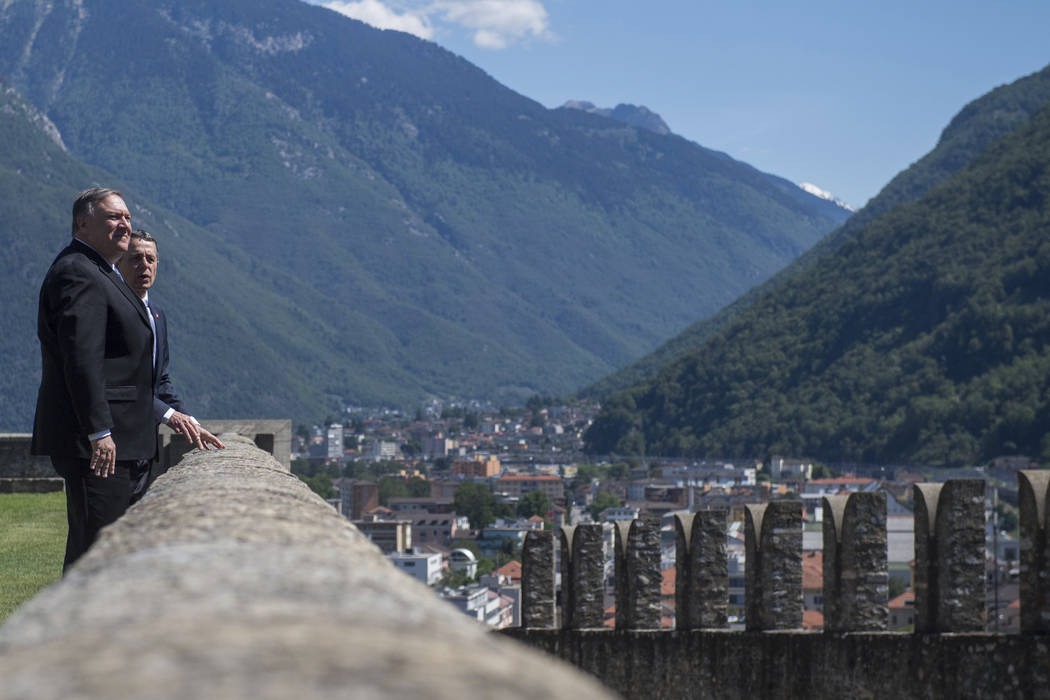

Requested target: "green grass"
[{"left": 0, "top": 492, "right": 66, "bottom": 623}]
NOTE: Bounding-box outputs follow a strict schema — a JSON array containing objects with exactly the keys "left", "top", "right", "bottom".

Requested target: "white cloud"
[
  {"left": 431, "top": 0, "right": 552, "bottom": 49},
  {"left": 322, "top": 0, "right": 434, "bottom": 39},
  {"left": 318, "top": 0, "right": 552, "bottom": 49}
]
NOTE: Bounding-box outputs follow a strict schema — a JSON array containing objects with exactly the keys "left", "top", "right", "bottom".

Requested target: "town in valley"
[{"left": 292, "top": 399, "right": 1026, "bottom": 632}]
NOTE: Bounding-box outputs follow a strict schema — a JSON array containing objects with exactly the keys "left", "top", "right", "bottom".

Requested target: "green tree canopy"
[
  {"left": 454, "top": 482, "right": 499, "bottom": 530},
  {"left": 297, "top": 474, "right": 335, "bottom": 500},
  {"left": 517, "top": 489, "right": 552, "bottom": 519}
]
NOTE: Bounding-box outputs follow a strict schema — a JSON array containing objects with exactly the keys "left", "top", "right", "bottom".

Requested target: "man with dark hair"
[
  {"left": 118, "top": 229, "right": 224, "bottom": 460},
  {"left": 32, "top": 187, "right": 156, "bottom": 570}
]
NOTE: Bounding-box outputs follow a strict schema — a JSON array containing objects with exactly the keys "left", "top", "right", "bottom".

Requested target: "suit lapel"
[
  {"left": 108, "top": 270, "right": 151, "bottom": 327},
  {"left": 70, "top": 240, "right": 151, "bottom": 327}
]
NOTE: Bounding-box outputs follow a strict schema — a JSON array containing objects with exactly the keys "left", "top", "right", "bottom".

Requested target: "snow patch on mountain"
[{"left": 799, "top": 182, "right": 855, "bottom": 212}]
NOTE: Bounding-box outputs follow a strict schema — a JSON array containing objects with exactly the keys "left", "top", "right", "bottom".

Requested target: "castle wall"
[
  {"left": 506, "top": 481, "right": 1050, "bottom": 698},
  {"left": 0, "top": 436, "right": 613, "bottom": 700}
]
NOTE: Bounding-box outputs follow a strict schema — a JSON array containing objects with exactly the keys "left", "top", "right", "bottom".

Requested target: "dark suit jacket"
[
  {"left": 150, "top": 303, "right": 184, "bottom": 423},
  {"left": 31, "top": 240, "right": 156, "bottom": 464}
]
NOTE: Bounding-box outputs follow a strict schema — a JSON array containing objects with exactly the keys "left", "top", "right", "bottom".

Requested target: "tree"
[
  {"left": 378, "top": 476, "right": 410, "bottom": 505},
  {"left": 588, "top": 491, "right": 622, "bottom": 521},
  {"left": 454, "top": 482, "right": 499, "bottom": 530},
  {"left": 298, "top": 473, "right": 335, "bottom": 500},
  {"left": 406, "top": 477, "right": 431, "bottom": 497},
  {"left": 811, "top": 462, "right": 838, "bottom": 479},
  {"left": 437, "top": 568, "right": 473, "bottom": 588},
  {"left": 995, "top": 503, "right": 1019, "bottom": 535},
  {"left": 517, "top": 489, "right": 552, "bottom": 519}
]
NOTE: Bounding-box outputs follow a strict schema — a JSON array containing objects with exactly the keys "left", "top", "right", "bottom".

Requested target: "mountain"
[
  {"left": 0, "top": 80, "right": 384, "bottom": 427},
  {"left": 0, "top": 0, "right": 847, "bottom": 429},
  {"left": 584, "top": 92, "right": 1050, "bottom": 467},
  {"left": 561, "top": 101, "right": 672, "bottom": 135},
  {"left": 582, "top": 64, "right": 1050, "bottom": 401}
]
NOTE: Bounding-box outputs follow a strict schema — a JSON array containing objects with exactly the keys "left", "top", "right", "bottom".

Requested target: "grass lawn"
[{"left": 0, "top": 492, "right": 66, "bottom": 623}]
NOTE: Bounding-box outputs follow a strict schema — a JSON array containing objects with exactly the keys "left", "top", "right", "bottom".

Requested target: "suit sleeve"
[
  {"left": 50, "top": 261, "right": 112, "bottom": 437},
  {"left": 153, "top": 310, "right": 184, "bottom": 423}
]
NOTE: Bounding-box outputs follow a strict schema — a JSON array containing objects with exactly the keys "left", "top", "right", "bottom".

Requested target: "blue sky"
[{"left": 304, "top": 0, "right": 1050, "bottom": 209}]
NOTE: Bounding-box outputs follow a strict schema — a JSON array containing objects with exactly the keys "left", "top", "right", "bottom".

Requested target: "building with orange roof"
[
  {"left": 494, "top": 560, "right": 522, "bottom": 583},
  {"left": 802, "top": 609, "right": 824, "bottom": 630},
  {"left": 802, "top": 551, "right": 824, "bottom": 624},
  {"left": 661, "top": 567, "right": 676, "bottom": 598},
  {"left": 888, "top": 591, "right": 915, "bottom": 630},
  {"left": 452, "top": 455, "right": 501, "bottom": 478}
]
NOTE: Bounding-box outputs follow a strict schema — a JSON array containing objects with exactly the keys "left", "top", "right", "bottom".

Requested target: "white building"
[
  {"left": 389, "top": 550, "right": 443, "bottom": 586},
  {"left": 326, "top": 423, "right": 344, "bottom": 461},
  {"left": 371, "top": 440, "right": 400, "bottom": 461},
  {"left": 443, "top": 585, "right": 516, "bottom": 629},
  {"left": 769, "top": 456, "right": 813, "bottom": 481},
  {"left": 601, "top": 505, "right": 640, "bottom": 523}
]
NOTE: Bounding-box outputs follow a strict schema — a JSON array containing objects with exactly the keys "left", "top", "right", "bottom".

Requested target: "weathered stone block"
[
  {"left": 822, "top": 491, "right": 888, "bottom": 632},
  {"left": 745, "top": 500, "right": 803, "bottom": 631},
  {"left": 0, "top": 478, "right": 64, "bottom": 493},
  {"left": 615, "top": 518, "right": 661, "bottom": 630},
  {"left": 913, "top": 479, "right": 985, "bottom": 632},
  {"left": 1018, "top": 470, "right": 1050, "bottom": 633},
  {"left": 522, "top": 529, "right": 556, "bottom": 628},
  {"left": 674, "top": 510, "right": 728, "bottom": 629},
  {"left": 0, "top": 435, "right": 52, "bottom": 478},
  {"left": 560, "top": 524, "right": 605, "bottom": 629}
]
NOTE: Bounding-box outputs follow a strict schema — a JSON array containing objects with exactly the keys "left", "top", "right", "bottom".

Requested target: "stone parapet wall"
[
  {"left": 0, "top": 436, "right": 614, "bottom": 700},
  {"left": 0, "top": 434, "right": 52, "bottom": 478},
  {"left": 158, "top": 418, "right": 292, "bottom": 470},
  {"left": 503, "top": 628, "right": 1049, "bottom": 700},
  {"left": 507, "top": 478, "right": 1050, "bottom": 697}
]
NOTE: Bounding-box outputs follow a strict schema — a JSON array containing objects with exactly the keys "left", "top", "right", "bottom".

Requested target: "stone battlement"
[
  {"left": 0, "top": 437, "right": 613, "bottom": 700},
  {"left": 502, "top": 478, "right": 1050, "bottom": 698}
]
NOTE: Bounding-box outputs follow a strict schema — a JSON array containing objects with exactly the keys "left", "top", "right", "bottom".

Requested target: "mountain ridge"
[
  {"left": 583, "top": 91, "right": 1050, "bottom": 467},
  {"left": 581, "top": 63, "right": 1050, "bottom": 401},
  {"left": 0, "top": 0, "right": 847, "bottom": 428}
]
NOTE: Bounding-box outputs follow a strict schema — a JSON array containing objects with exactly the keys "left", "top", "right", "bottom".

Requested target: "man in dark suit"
[
  {"left": 117, "top": 230, "right": 224, "bottom": 462},
  {"left": 32, "top": 188, "right": 156, "bottom": 570}
]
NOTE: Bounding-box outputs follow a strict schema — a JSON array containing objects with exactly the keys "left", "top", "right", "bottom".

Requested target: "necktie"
[{"left": 145, "top": 298, "right": 157, "bottom": 370}]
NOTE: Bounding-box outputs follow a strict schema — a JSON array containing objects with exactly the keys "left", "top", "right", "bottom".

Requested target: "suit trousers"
[{"left": 53, "top": 457, "right": 151, "bottom": 572}]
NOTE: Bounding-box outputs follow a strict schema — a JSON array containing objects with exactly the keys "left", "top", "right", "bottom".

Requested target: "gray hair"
[{"left": 71, "top": 187, "right": 123, "bottom": 234}]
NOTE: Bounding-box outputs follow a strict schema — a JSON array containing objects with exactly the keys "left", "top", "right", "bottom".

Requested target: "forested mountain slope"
[
  {"left": 0, "top": 81, "right": 387, "bottom": 427},
  {"left": 0, "top": 0, "right": 846, "bottom": 429},
  {"left": 582, "top": 63, "right": 1050, "bottom": 400},
  {"left": 585, "top": 101, "right": 1050, "bottom": 467}
]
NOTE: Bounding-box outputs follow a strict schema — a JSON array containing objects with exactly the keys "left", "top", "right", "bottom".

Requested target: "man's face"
[
  {"left": 77, "top": 195, "right": 132, "bottom": 263},
  {"left": 118, "top": 239, "right": 158, "bottom": 298}
]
